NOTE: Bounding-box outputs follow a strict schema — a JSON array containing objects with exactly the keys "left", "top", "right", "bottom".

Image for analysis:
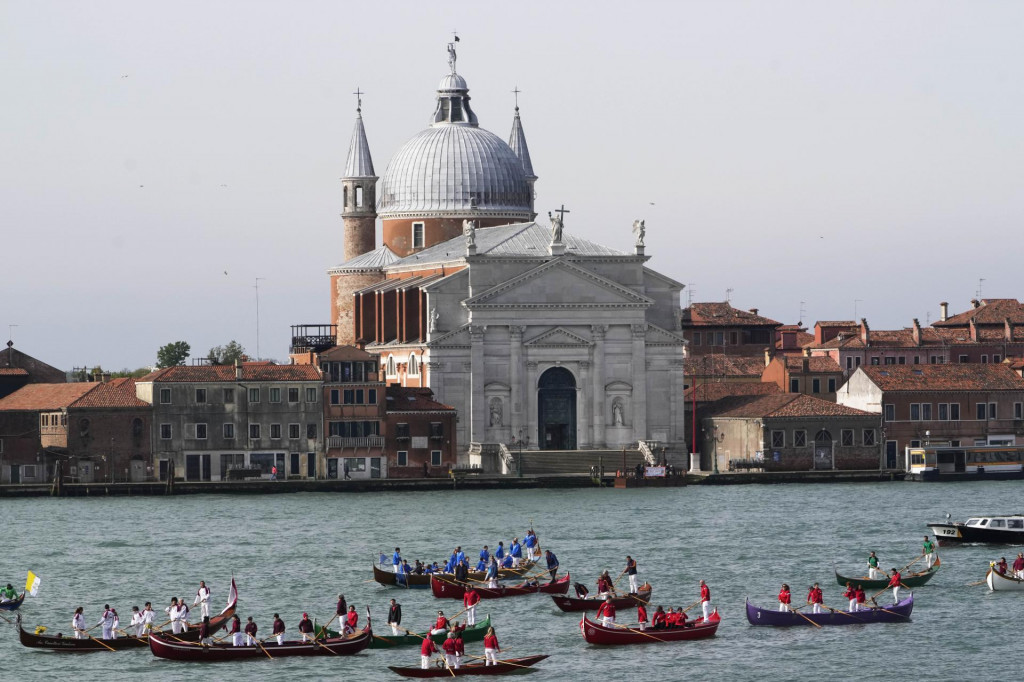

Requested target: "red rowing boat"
[
  {"left": 388, "top": 654, "right": 549, "bottom": 677},
  {"left": 551, "top": 583, "right": 652, "bottom": 612},
  {"left": 430, "top": 574, "right": 570, "bottom": 599},
  {"left": 579, "top": 609, "right": 720, "bottom": 645},
  {"left": 149, "top": 624, "right": 371, "bottom": 660}
]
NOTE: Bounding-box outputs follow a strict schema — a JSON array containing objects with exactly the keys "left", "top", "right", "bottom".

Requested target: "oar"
[
  {"left": 679, "top": 598, "right": 702, "bottom": 615},
  {"left": 868, "top": 605, "right": 909, "bottom": 619},
  {"left": 899, "top": 554, "right": 926, "bottom": 573},
  {"left": 611, "top": 568, "right": 628, "bottom": 590},
  {"left": 607, "top": 620, "right": 669, "bottom": 643},
  {"left": 401, "top": 628, "right": 455, "bottom": 677},
  {"left": 251, "top": 636, "right": 274, "bottom": 660},
  {"left": 822, "top": 604, "right": 866, "bottom": 621},
  {"left": 788, "top": 606, "right": 821, "bottom": 628},
  {"left": 0, "top": 613, "right": 12, "bottom": 624},
  {"left": 462, "top": 651, "right": 533, "bottom": 669},
  {"left": 87, "top": 634, "right": 117, "bottom": 651}
]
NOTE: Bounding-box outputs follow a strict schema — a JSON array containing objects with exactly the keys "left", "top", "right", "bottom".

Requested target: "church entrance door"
[{"left": 538, "top": 367, "right": 576, "bottom": 450}]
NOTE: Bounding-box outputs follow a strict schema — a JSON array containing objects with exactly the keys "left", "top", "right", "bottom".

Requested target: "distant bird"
[
  {"left": 224, "top": 271, "right": 228, "bottom": 276},
  {"left": 220, "top": 184, "right": 227, "bottom": 187},
  {"left": 121, "top": 74, "right": 129, "bottom": 78},
  {"left": 649, "top": 202, "right": 655, "bottom": 205},
  {"left": 138, "top": 184, "right": 144, "bottom": 188}
]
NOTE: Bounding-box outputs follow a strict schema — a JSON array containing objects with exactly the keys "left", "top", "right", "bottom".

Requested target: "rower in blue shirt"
[
  {"left": 476, "top": 545, "right": 490, "bottom": 572},
  {"left": 545, "top": 549, "right": 559, "bottom": 584},
  {"left": 523, "top": 530, "right": 537, "bottom": 561},
  {"left": 485, "top": 556, "right": 499, "bottom": 588},
  {"left": 501, "top": 555, "right": 513, "bottom": 569},
  {"left": 509, "top": 539, "right": 523, "bottom": 568},
  {"left": 444, "top": 553, "right": 456, "bottom": 573},
  {"left": 494, "top": 542, "right": 505, "bottom": 564},
  {"left": 454, "top": 546, "right": 466, "bottom": 565},
  {"left": 392, "top": 547, "right": 402, "bottom": 573}
]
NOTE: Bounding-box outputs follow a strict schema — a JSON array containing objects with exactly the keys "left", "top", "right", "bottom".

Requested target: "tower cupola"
[{"left": 341, "top": 92, "right": 377, "bottom": 261}]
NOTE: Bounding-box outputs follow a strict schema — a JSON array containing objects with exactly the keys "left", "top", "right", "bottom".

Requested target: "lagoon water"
[{"left": 3, "top": 481, "right": 1024, "bottom": 681}]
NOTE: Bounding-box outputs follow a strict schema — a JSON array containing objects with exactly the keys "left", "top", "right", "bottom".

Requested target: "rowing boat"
[
  {"left": 745, "top": 594, "right": 913, "bottom": 626},
  {"left": 388, "top": 654, "right": 549, "bottom": 677},
  {"left": 17, "top": 578, "right": 238, "bottom": 651},
  {"left": 372, "top": 561, "right": 537, "bottom": 589},
  {"left": 580, "top": 609, "right": 720, "bottom": 645},
  {"left": 551, "top": 584, "right": 651, "bottom": 612},
  {"left": 986, "top": 567, "right": 1024, "bottom": 591},
  {"left": 430, "top": 573, "right": 570, "bottom": 600},
  {"left": 316, "top": 614, "right": 491, "bottom": 648},
  {"left": 148, "top": 625, "right": 371, "bottom": 660},
  {"left": 0, "top": 592, "right": 25, "bottom": 611},
  {"left": 834, "top": 556, "right": 940, "bottom": 589}
]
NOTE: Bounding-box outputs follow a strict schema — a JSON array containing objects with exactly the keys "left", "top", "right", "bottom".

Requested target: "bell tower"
[{"left": 342, "top": 90, "right": 377, "bottom": 261}]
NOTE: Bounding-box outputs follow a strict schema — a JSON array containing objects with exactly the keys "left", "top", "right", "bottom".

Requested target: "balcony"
[
  {"left": 328, "top": 435, "right": 385, "bottom": 450},
  {"left": 290, "top": 324, "right": 337, "bottom": 354}
]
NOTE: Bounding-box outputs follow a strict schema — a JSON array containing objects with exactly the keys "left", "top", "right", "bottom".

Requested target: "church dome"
[{"left": 378, "top": 68, "right": 533, "bottom": 220}]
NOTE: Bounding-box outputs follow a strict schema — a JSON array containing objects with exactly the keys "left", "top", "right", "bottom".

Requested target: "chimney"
[
  {"left": 969, "top": 318, "right": 978, "bottom": 342},
  {"left": 860, "top": 318, "right": 870, "bottom": 346},
  {"left": 1006, "top": 318, "right": 1014, "bottom": 343},
  {"left": 940, "top": 302, "right": 949, "bottom": 322},
  {"left": 235, "top": 359, "right": 242, "bottom": 380},
  {"left": 971, "top": 299, "right": 981, "bottom": 309},
  {"left": 764, "top": 347, "right": 772, "bottom": 368},
  {"left": 801, "top": 347, "right": 810, "bottom": 374},
  {"left": 912, "top": 318, "right": 921, "bottom": 346},
  {"left": 749, "top": 308, "right": 759, "bottom": 316},
  {"left": 101, "top": 372, "right": 111, "bottom": 383}
]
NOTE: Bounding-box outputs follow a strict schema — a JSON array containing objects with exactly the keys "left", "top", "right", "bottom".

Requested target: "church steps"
[{"left": 515, "top": 449, "right": 648, "bottom": 475}]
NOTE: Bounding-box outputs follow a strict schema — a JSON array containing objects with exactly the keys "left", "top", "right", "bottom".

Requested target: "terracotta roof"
[
  {"left": 681, "top": 302, "right": 781, "bottom": 327},
  {"left": 811, "top": 327, "right": 965, "bottom": 350},
  {"left": 935, "top": 299, "right": 1024, "bottom": 328},
  {"left": 815, "top": 321, "right": 858, "bottom": 328},
  {"left": 0, "top": 382, "right": 99, "bottom": 411},
  {"left": 782, "top": 356, "right": 843, "bottom": 373},
  {"left": 70, "top": 378, "right": 149, "bottom": 408},
  {"left": 317, "top": 345, "right": 378, "bottom": 361},
  {"left": 859, "top": 364, "right": 1024, "bottom": 392},
  {"left": 708, "top": 393, "right": 876, "bottom": 419},
  {"left": 684, "top": 355, "right": 766, "bottom": 378},
  {"left": 683, "top": 382, "right": 781, "bottom": 402},
  {"left": 385, "top": 386, "right": 455, "bottom": 411},
  {"left": 139, "top": 364, "right": 322, "bottom": 383},
  {"left": 0, "top": 368, "right": 29, "bottom": 376}
]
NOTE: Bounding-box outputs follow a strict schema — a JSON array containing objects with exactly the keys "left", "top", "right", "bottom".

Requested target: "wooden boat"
[
  {"left": 834, "top": 556, "right": 941, "bottom": 589},
  {"left": 372, "top": 561, "right": 537, "bottom": 589},
  {"left": 315, "top": 614, "right": 492, "bottom": 648},
  {"left": 551, "top": 584, "right": 652, "bottom": 612},
  {"left": 0, "top": 592, "right": 25, "bottom": 610},
  {"left": 745, "top": 594, "right": 913, "bottom": 626},
  {"left": 17, "top": 578, "right": 238, "bottom": 651},
  {"left": 580, "top": 609, "right": 720, "bottom": 645},
  {"left": 430, "top": 573, "right": 570, "bottom": 600},
  {"left": 929, "top": 514, "right": 1024, "bottom": 545},
  {"left": 986, "top": 566, "right": 1024, "bottom": 591},
  {"left": 388, "top": 654, "right": 549, "bottom": 677},
  {"left": 148, "top": 625, "right": 371, "bottom": 661}
]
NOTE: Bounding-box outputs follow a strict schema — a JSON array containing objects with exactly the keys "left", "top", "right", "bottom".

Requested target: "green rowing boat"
[{"left": 834, "top": 555, "right": 941, "bottom": 589}]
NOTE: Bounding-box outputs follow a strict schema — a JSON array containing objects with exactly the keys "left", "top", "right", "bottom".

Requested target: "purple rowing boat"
[{"left": 745, "top": 594, "right": 913, "bottom": 626}]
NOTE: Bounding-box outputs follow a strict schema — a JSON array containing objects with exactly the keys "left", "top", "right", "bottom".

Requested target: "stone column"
[
  {"left": 526, "top": 361, "right": 539, "bottom": 450},
  {"left": 509, "top": 326, "right": 525, "bottom": 439},
  {"left": 578, "top": 361, "right": 591, "bottom": 448},
  {"left": 670, "top": 358, "right": 685, "bottom": 442},
  {"left": 469, "top": 326, "right": 486, "bottom": 445},
  {"left": 591, "top": 325, "right": 607, "bottom": 448},
  {"left": 631, "top": 324, "right": 648, "bottom": 443}
]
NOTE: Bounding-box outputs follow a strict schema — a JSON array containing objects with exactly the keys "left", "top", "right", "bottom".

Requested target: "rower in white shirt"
[
  {"left": 193, "top": 581, "right": 212, "bottom": 618},
  {"left": 98, "top": 604, "right": 116, "bottom": 640},
  {"left": 130, "top": 607, "right": 143, "bottom": 637},
  {"left": 176, "top": 598, "right": 190, "bottom": 632},
  {"left": 110, "top": 608, "right": 120, "bottom": 639},
  {"left": 165, "top": 598, "right": 181, "bottom": 634},
  {"left": 141, "top": 602, "right": 155, "bottom": 635},
  {"left": 72, "top": 607, "right": 87, "bottom": 639}
]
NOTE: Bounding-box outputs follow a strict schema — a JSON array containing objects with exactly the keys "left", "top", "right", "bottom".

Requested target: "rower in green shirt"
[
  {"left": 923, "top": 536, "right": 936, "bottom": 569},
  {"left": 0, "top": 583, "right": 18, "bottom": 602},
  {"left": 867, "top": 552, "right": 881, "bottom": 579}
]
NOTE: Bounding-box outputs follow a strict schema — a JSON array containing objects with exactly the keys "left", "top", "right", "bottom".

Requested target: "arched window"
[
  {"left": 815, "top": 429, "right": 832, "bottom": 443},
  {"left": 343, "top": 185, "right": 348, "bottom": 209},
  {"left": 386, "top": 355, "right": 397, "bottom": 377},
  {"left": 408, "top": 354, "right": 419, "bottom": 376},
  {"left": 355, "top": 186, "right": 364, "bottom": 208}
]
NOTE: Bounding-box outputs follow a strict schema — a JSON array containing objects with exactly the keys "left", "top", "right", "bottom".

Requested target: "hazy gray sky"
[{"left": 3, "top": 1, "right": 1022, "bottom": 371}]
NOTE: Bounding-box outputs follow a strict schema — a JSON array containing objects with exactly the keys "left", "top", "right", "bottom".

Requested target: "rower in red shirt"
[
  {"left": 777, "top": 583, "right": 792, "bottom": 612},
  {"left": 596, "top": 596, "right": 616, "bottom": 627},
  {"left": 454, "top": 631, "right": 465, "bottom": 668},
  {"left": 636, "top": 603, "right": 648, "bottom": 631},
  {"left": 854, "top": 584, "right": 866, "bottom": 611},
  {"left": 343, "top": 605, "right": 358, "bottom": 635},
  {"left": 482, "top": 627, "right": 500, "bottom": 666},
  {"left": 888, "top": 568, "right": 902, "bottom": 603},
  {"left": 806, "top": 583, "right": 824, "bottom": 614},
  {"left": 677, "top": 607, "right": 689, "bottom": 628},
  {"left": 699, "top": 580, "right": 712, "bottom": 622},
  {"left": 441, "top": 631, "right": 459, "bottom": 669},
  {"left": 430, "top": 610, "right": 449, "bottom": 636},
  {"left": 463, "top": 585, "right": 481, "bottom": 627},
  {"left": 651, "top": 606, "right": 667, "bottom": 629},
  {"left": 420, "top": 637, "right": 439, "bottom": 670},
  {"left": 843, "top": 582, "right": 856, "bottom": 611}
]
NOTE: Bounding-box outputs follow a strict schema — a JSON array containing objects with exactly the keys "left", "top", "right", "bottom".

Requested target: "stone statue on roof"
[
  {"left": 548, "top": 211, "right": 563, "bottom": 244},
  {"left": 463, "top": 219, "right": 476, "bottom": 248},
  {"left": 447, "top": 41, "right": 457, "bottom": 74},
  {"left": 633, "top": 219, "right": 645, "bottom": 246}
]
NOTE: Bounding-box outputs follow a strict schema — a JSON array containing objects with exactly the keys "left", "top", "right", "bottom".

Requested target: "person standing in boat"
[
  {"left": 229, "top": 614, "right": 243, "bottom": 646},
  {"left": 485, "top": 556, "right": 499, "bottom": 588},
  {"left": 922, "top": 536, "right": 936, "bottom": 569},
  {"left": 454, "top": 546, "right": 466, "bottom": 566},
  {"left": 807, "top": 583, "right": 824, "bottom": 614},
  {"left": 462, "top": 584, "right": 481, "bottom": 626},
  {"left": 97, "top": 604, "right": 116, "bottom": 640},
  {"left": 477, "top": 545, "right": 490, "bottom": 572},
  {"left": 454, "top": 628, "right": 465, "bottom": 668},
  {"left": 141, "top": 602, "right": 155, "bottom": 635},
  {"left": 454, "top": 558, "right": 469, "bottom": 584},
  {"left": 244, "top": 616, "right": 258, "bottom": 645},
  {"left": 441, "top": 631, "right": 459, "bottom": 669},
  {"left": 524, "top": 529, "right": 538, "bottom": 561},
  {"left": 129, "top": 606, "right": 142, "bottom": 637},
  {"left": 636, "top": 601, "right": 648, "bottom": 631},
  {"left": 843, "top": 582, "right": 856, "bottom": 611},
  {"left": 1013, "top": 553, "right": 1024, "bottom": 579},
  {"left": 545, "top": 550, "right": 559, "bottom": 584},
  {"left": 164, "top": 598, "right": 180, "bottom": 634},
  {"left": 272, "top": 613, "right": 286, "bottom": 644},
  {"left": 777, "top": 584, "right": 791, "bottom": 612},
  {"left": 625, "top": 556, "right": 639, "bottom": 594},
  {"left": 855, "top": 584, "right": 867, "bottom": 610},
  {"left": 392, "top": 547, "right": 402, "bottom": 573},
  {"left": 867, "top": 551, "right": 881, "bottom": 579},
  {"left": 888, "top": 568, "right": 902, "bottom": 602},
  {"left": 72, "top": 606, "right": 87, "bottom": 639},
  {"left": 387, "top": 598, "right": 402, "bottom": 636},
  {"left": 494, "top": 542, "right": 506, "bottom": 567},
  {"left": 335, "top": 594, "right": 347, "bottom": 626},
  {"left": 298, "top": 612, "right": 314, "bottom": 642},
  {"left": 509, "top": 538, "right": 523, "bottom": 568},
  {"left": 699, "top": 580, "right": 712, "bottom": 622},
  {"left": 996, "top": 557, "right": 1009, "bottom": 575},
  {"left": 420, "top": 635, "right": 439, "bottom": 669},
  {"left": 483, "top": 626, "right": 501, "bottom": 666},
  {"left": 193, "top": 580, "right": 211, "bottom": 619},
  {"left": 199, "top": 616, "right": 213, "bottom": 645},
  {"left": 176, "top": 597, "right": 190, "bottom": 632},
  {"left": 597, "top": 595, "right": 616, "bottom": 627},
  {"left": 343, "top": 605, "right": 358, "bottom": 635}
]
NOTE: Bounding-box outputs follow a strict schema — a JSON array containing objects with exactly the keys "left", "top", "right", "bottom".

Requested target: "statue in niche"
[
  {"left": 632, "top": 219, "right": 645, "bottom": 246},
  {"left": 489, "top": 397, "right": 503, "bottom": 427},
  {"left": 429, "top": 307, "right": 440, "bottom": 333},
  {"left": 463, "top": 219, "right": 476, "bottom": 248},
  {"left": 612, "top": 398, "right": 625, "bottom": 426}
]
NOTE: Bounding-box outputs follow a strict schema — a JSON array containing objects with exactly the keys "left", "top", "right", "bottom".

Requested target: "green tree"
[
  {"left": 207, "top": 340, "right": 246, "bottom": 365},
  {"left": 156, "top": 341, "right": 191, "bottom": 368}
]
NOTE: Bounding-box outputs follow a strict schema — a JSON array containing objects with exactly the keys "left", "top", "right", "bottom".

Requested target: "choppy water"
[{"left": 2, "top": 481, "right": 1023, "bottom": 681}]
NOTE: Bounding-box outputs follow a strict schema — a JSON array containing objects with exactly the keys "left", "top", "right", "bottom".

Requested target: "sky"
[{"left": 2, "top": 1, "right": 1022, "bottom": 371}]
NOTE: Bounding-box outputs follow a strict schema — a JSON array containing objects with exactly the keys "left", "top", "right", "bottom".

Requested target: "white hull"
[{"left": 986, "top": 569, "right": 1024, "bottom": 592}]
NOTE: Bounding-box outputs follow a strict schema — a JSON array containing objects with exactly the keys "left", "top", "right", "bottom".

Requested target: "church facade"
[{"left": 325, "top": 43, "right": 687, "bottom": 458}]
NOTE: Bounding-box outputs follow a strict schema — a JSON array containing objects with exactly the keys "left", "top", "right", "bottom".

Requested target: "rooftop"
[
  {"left": 859, "top": 364, "right": 1024, "bottom": 392},
  {"left": 682, "top": 302, "right": 781, "bottom": 327},
  {"left": 935, "top": 299, "right": 1024, "bottom": 328},
  {"left": 0, "top": 382, "right": 99, "bottom": 411},
  {"left": 138, "top": 364, "right": 322, "bottom": 383},
  {"left": 708, "top": 393, "right": 876, "bottom": 419}
]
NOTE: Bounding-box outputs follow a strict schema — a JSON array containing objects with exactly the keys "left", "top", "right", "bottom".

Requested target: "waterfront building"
[
  {"left": 761, "top": 348, "right": 843, "bottom": 399},
  {"left": 932, "top": 298, "right": 1024, "bottom": 363},
  {"left": 836, "top": 364, "right": 1024, "bottom": 468},
  {"left": 0, "top": 341, "right": 66, "bottom": 400},
  {"left": 680, "top": 302, "right": 781, "bottom": 357}
]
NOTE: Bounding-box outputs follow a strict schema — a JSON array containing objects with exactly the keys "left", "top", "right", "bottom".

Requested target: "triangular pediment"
[
  {"left": 429, "top": 325, "right": 471, "bottom": 348},
  {"left": 645, "top": 323, "right": 687, "bottom": 346},
  {"left": 524, "top": 327, "right": 593, "bottom": 348},
  {"left": 465, "top": 259, "right": 653, "bottom": 309}
]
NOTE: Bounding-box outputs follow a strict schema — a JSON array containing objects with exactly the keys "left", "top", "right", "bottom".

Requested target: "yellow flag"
[{"left": 26, "top": 571, "right": 40, "bottom": 597}]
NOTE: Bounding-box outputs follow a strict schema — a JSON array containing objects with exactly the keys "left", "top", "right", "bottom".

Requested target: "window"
[
  {"left": 714, "top": 331, "right": 725, "bottom": 346},
  {"left": 412, "top": 222, "right": 425, "bottom": 248},
  {"left": 841, "top": 429, "right": 854, "bottom": 446},
  {"left": 408, "top": 354, "right": 419, "bottom": 376},
  {"left": 855, "top": 357, "right": 861, "bottom": 367},
  {"left": 397, "top": 451, "right": 408, "bottom": 466},
  {"left": 330, "top": 389, "right": 340, "bottom": 405},
  {"left": 930, "top": 356, "right": 941, "bottom": 364},
  {"left": 223, "top": 423, "right": 235, "bottom": 439},
  {"left": 23, "top": 465, "right": 36, "bottom": 479},
  {"left": 386, "top": 356, "right": 397, "bottom": 377},
  {"left": 195, "top": 423, "right": 207, "bottom": 439},
  {"left": 223, "top": 389, "right": 234, "bottom": 403},
  {"left": 249, "top": 424, "right": 260, "bottom": 439},
  {"left": 981, "top": 355, "right": 989, "bottom": 364},
  {"left": 910, "top": 404, "right": 921, "bottom": 421},
  {"left": 356, "top": 389, "right": 364, "bottom": 404},
  {"left": 270, "top": 424, "right": 281, "bottom": 439},
  {"left": 430, "top": 422, "right": 444, "bottom": 439},
  {"left": 355, "top": 185, "right": 364, "bottom": 208},
  {"left": 913, "top": 356, "right": 920, "bottom": 365},
  {"left": 343, "top": 389, "right": 354, "bottom": 404},
  {"left": 959, "top": 355, "right": 969, "bottom": 363},
  {"left": 306, "top": 387, "right": 317, "bottom": 403},
  {"left": 248, "top": 387, "right": 260, "bottom": 403},
  {"left": 977, "top": 403, "right": 987, "bottom": 420},
  {"left": 811, "top": 378, "right": 821, "bottom": 394},
  {"left": 921, "top": 404, "right": 932, "bottom": 420},
  {"left": 160, "top": 424, "right": 172, "bottom": 439},
  {"left": 397, "top": 423, "right": 411, "bottom": 439},
  {"left": 898, "top": 357, "right": 906, "bottom": 365},
  {"left": 994, "top": 355, "right": 1002, "bottom": 364},
  {"left": 195, "top": 388, "right": 207, "bottom": 403},
  {"left": 289, "top": 388, "right": 300, "bottom": 403},
  {"left": 1015, "top": 403, "right": 1023, "bottom": 420},
  {"left": 846, "top": 356, "right": 853, "bottom": 370},
  {"left": 269, "top": 387, "right": 281, "bottom": 403},
  {"left": 771, "top": 430, "right": 785, "bottom": 448},
  {"left": 938, "top": 403, "right": 948, "bottom": 421},
  {"left": 870, "top": 357, "right": 880, "bottom": 365},
  {"left": 307, "top": 423, "right": 317, "bottom": 439},
  {"left": 989, "top": 403, "right": 997, "bottom": 419},
  {"left": 950, "top": 403, "right": 960, "bottom": 420},
  {"left": 828, "top": 378, "right": 837, "bottom": 393},
  {"left": 884, "top": 357, "right": 896, "bottom": 366},
  {"left": 343, "top": 185, "right": 348, "bottom": 208},
  {"left": 693, "top": 332, "right": 702, "bottom": 346},
  {"left": 368, "top": 388, "right": 377, "bottom": 404},
  {"left": 790, "top": 378, "right": 800, "bottom": 393},
  {"left": 884, "top": 404, "right": 895, "bottom": 421},
  {"left": 794, "top": 430, "right": 806, "bottom": 447},
  {"left": 289, "top": 423, "right": 300, "bottom": 439},
  {"left": 160, "top": 388, "right": 172, "bottom": 404},
  {"left": 345, "top": 457, "right": 366, "bottom": 473},
  {"left": 730, "top": 331, "right": 739, "bottom": 346},
  {"left": 431, "top": 450, "right": 442, "bottom": 466},
  {"left": 910, "top": 440, "right": 921, "bottom": 448},
  {"left": 863, "top": 429, "right": 876, "bottom": 446}
]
